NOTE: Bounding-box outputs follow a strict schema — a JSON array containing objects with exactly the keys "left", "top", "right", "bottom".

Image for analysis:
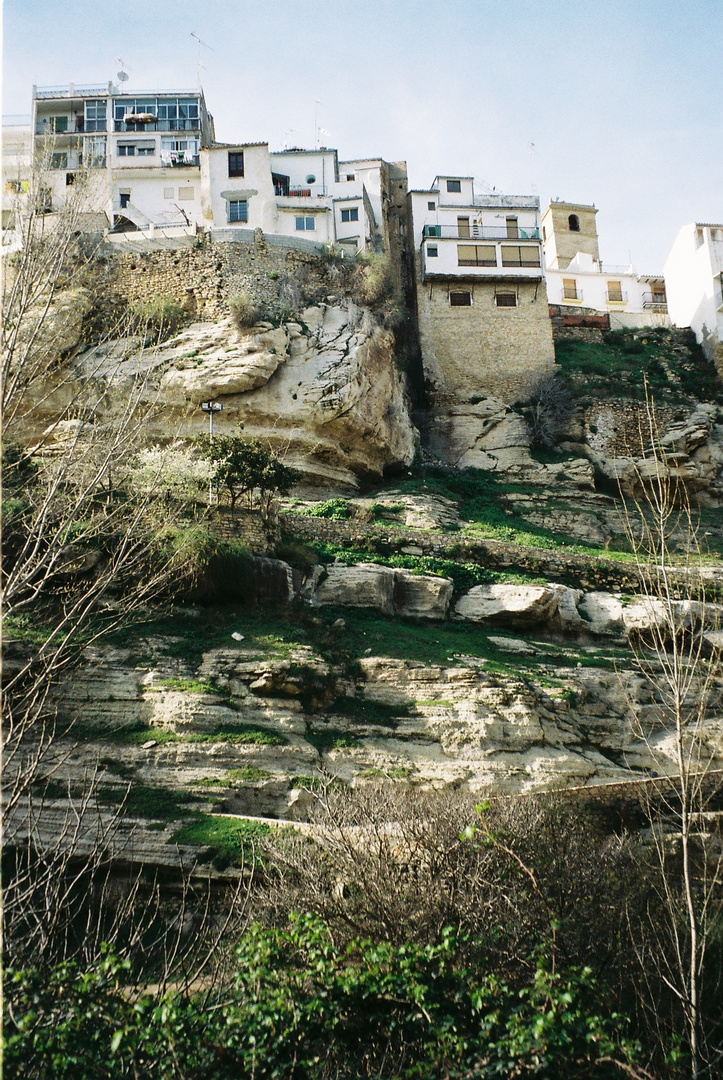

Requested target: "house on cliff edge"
[{"left": 407, "top": 175, "right": 555, "bottom": 407}]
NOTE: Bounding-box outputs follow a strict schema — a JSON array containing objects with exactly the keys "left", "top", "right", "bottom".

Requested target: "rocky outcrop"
[
  {"left": 453, "top": 584, "right": 560, "bottom": 628},
  {"left": 316, "top": 563, "right": 397, "bottom": 616},
  {"left": 147, "top": 307, "right": 417, "bottom": 488}
]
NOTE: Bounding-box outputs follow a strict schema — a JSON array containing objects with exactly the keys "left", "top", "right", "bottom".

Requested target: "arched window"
[{"left": 568, "top": 213, "right": 580, "bottom": 232}]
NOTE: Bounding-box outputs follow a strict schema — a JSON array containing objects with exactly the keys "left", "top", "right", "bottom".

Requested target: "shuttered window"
[
  {"left": 562, "top": 279, "right": 578, "bottom": 299},
  {"left": 500, "top": 245, "right": 541, "bottom": 267},
  {"left": 457, "top": 245, "right": 496, "bottom": 267},
  {"left": 229, "top": 199, "right": 248, "bottom": 221},
  {"left": 607, "top": 281, "right": 623, "bottom": 302}
]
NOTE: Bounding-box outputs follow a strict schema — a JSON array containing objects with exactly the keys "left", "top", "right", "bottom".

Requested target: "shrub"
[
  {"left": 301, "top": 498, "right": 351, "bottom": 520},
  {"left": 228, "top": 292, "right": 261, "bottom": 330},
  {"left": 129, "top": 296, "right": 184, "bottom": 341},
  {"left": 350, "top": 252, "right": 396, "bottom": 308}
]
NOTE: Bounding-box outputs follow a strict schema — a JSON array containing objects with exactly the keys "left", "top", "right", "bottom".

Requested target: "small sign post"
[{"left": 200, "top": 400, "right": 222, "bottom": 504}]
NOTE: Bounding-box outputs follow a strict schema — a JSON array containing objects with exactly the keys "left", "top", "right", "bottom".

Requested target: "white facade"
[
  {"left": 200, "top": 143, "right": 277, "bottom": 233},
  {"left": 542, "top": 200, "right": 669, "bottom": 328},
  {"left": 664, "top": 223, "right": 723, "bottom": 363},
  {"left": 409, "top": 177, "right": 543, "bottom": 282}
]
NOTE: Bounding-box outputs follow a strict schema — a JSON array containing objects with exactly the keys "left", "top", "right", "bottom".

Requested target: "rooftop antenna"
[
  {"left": 191, "top": 32, "right": 214, "bottom": 87},
  {"left": 314, "top": 100, "right": 322, "bottom": 149}
]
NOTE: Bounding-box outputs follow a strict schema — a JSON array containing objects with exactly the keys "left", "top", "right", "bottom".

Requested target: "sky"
[{"left": 3, "top": 0, "right": 721, "bottom": 270}]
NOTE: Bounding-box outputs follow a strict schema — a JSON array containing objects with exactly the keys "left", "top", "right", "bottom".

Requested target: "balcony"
[
  {"left": 562, "top": 288, "right": 583, "bottom": 302},
  {"left": 606, "top": 289, "right": 628, "bottom": 304},
  {"left": 160, "top": 153, "right": 200, "bottom": 168},
  {"left": 35, "top": 83, "right": 110, "bottom": 99},
  {"left": 423, "top": 223, "right": 540, "bottom": 240},
  {"left": 114, "top": 118, "right": 200, "bottom": 133},
  {"left": 274, "top": 183, "right": 329, "bottom": 198},
  {"left": 643, "top": 293, "right": 668, "bottom": 312}
]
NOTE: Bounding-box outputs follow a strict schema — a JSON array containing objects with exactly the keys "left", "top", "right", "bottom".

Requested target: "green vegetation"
[
  {"left": 171, "top": 814, "right": 271, "bottom": 866},
  {"left": 192, "top": 766, "right": 272, "bottom": 787},
  {"left": 99, "top": 782, "right": 201, "bottom": 821},
  {"left": 305, "top": 725, "right": 359, "bottom": 752},
  {"left": 197, "top": 429, "right": 300, "bottom": 513},
  {"left": 300, "top": 498, "right": 351, "bottom": 520},
  {"left": 128, "top": 295, "right": 185, "bottom": 341},
  {"left": 555, "top": 328, "right": 722, "bottom": 402},
  {"left": 310, "top": 540, "right": 543, "bottom": 592}
]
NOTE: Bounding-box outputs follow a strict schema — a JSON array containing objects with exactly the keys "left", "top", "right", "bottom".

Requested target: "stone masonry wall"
[
  {"left": 281, "top": 513, "right": 642, "bottom": 592},
  {"left": 100, "top": 232, "right": 329, "bottom": 322},
  {"left": 416, "top": 277, "right": 556, "bottom": 406}
]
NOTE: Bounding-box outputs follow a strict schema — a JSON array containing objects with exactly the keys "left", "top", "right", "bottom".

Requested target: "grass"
[
  {"left": 554, "top": 329, "right": 722, "bottom": 403},
  {"left": 192, "top": 766, "right": 272, "bottom": 788},
  {"left": 64, "top": 718, "right": 286, "bottom": 747},
  {"left": 305, "top": 725, "right": 359, "bottom": 752},
  {"left": 99, "top": 782, "right": 203, "bottom": 821},
  {"left": 171, "top": 815, "right": 272, "bottom": 869}
]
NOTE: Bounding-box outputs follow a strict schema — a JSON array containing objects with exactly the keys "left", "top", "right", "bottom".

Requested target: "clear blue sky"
[{"left": 3, "top": 0, "right": 721, "bottom": 269}]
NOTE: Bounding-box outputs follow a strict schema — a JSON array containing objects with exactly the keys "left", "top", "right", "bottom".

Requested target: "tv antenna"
[
  {"left": 116, "top": 57, "right": 129, "bottom": 84},
  {"left": 191, "top": 32, "right": 214, "bottom": 86}
]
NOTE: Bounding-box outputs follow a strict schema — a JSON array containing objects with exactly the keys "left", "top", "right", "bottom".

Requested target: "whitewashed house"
[
  {"left": 407, "top": 176, "right": 555, "bottom": 406},
  {"left": 26, "top": 81, "right": 215, "bottom": 238},
  {"left": 664, "top": 223, "right": 723, "bottom": 369},
  {"left": 541, "top": 200, "right": 668, "bottom": 328}
]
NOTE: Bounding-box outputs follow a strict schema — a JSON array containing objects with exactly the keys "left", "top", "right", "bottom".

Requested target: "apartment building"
[
  {"left": 541, "top": 200, "right": 668, "bottom": 328},
  {"left": 664, "top": 223, "right": 723, "bottom": 370},
  {"left": 408, "top": 175, "right": 555, "bottom": 404}
]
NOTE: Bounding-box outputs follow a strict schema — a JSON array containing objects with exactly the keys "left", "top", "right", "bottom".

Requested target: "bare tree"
[{"left": 617, "top": 385, "right": 723, "bottom": 1078}]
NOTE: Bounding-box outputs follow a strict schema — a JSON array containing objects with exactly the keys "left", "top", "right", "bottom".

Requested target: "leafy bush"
[
  {"left": 129, "top": 441, "right": 211, "bottom": 500},
  {"left": 350, "top": 252, "right": 397, "bottom": 308},
  {"left": 301, "top": 498, "right": 351, "bottom": 520},
  {"left": 198, "top": 429, "right": 300, "bottom": 513}
]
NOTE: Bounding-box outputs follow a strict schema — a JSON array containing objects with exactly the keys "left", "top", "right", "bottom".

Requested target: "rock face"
[
  {"left": 453, "top": 584, "right": 560, "bottom": 628},
  {"left": 149, "top": 307, "right": 417, "bottom": 488},
  {"left": 316, "top": 563, "right": 397, "bottom": 616},
  {"left": 393, "top": 572, "right": 454, "bottom": 620}
]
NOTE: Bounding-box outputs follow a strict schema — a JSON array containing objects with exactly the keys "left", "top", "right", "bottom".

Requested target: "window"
[
  {"left": 346, "top": 173, "right": 355, "bottom": 181},
  {"left": 607, "top": 281, "right": 623, "bottom": 302},
  {"left": 449, "top": 291, "right": 472, "bottom": 306},
  {"left": 295, "top": 216, "right": 315, "bottom": 231},
  {"left": 424, "top": 224, "right": 441, "bottom": 237},
  {"left": 652, "top": 284, "right": 667, "bottom": 303},
  {"left": 65, "top": 172, "right": 76, "bottom": 186},
  {"left": 562, "top": 278, "right": 578, "bottom": 300},
  {"left": 229, "top": 199, "right": 248, "bottom": 222},
  {"left": 446, "top": 179, "right": 462, "bottom": 193},
  {"left": 164, "top": 187, "right": 174, "bottom": 199},
  {"left": 496, "top": 292, "right": 517, "bottom": 307},
  {"left": 500, "top": 245, "right": 541, "bottom": 267},
  {"left": 48, "top": 115, "right": 68, "bottom": 132},
  {"left": 542, "top": 226, "right": 547, "bottom": 241},
  {"left": 506, "top": 216, "right": 519, "bottom": 238},
  {"left": 50, "top": 153, "right": 68, "bottom": 169},
  {"left": 427, "top": 201, "right": 435, "bottom": 210},
  {"left": 228, "top": 152, "right": 244, "bottom": 177},
  {"left": 119, "top": 192, "right": 131, "bottom": 209},
  {"left": 457, "top": 244, "right": 496, "bottom": 267},
  {"left": 341, "top": 207, "right": 359, "bottom": 222},
  {"left": 426, "top": 245, "right": 438, "bottom": 258},
  {"left": 178, "top": 187, "right": 195, "bottom": 201},
  {"left": 85, "top": 100, "right": 106, "bottom": 132},
  {"left": 457, "top": 217, "right": 470, "bottom": 237},
  {"left": 117, "top": 143, "right": 136, "bottom": 156},
  {"left": 86, "top": 137, "right": 106, "bottom": 168},
  {"left": 568, "top": 213, "right": 580, "bottom": 232}
]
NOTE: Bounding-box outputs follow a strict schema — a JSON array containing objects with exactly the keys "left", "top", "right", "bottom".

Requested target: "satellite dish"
[{"left": 117, "top": 70, "right": 129, "bottom": 82}]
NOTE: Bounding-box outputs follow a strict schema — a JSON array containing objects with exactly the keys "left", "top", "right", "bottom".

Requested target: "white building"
[
  {"left": 664, "top": 223, "right": 723, "bottom": 368},
  {"left": 407, "top": 176, "right": 555, "bottom": 407},
  {"left": 541, "top": 200, "right": 668, "bottom": 329},
  {"left": 27, "top": 82, "right": 214, "bottom": 237}
]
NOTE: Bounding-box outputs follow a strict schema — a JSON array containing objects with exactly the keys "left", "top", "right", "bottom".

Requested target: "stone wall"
[
  {"left": 100, "top": 231, "right": 329, "bottom": 322},
  {"left": 281, "top": 513, "right": 642, "bottom": 592},
  {"left": 207, "top": 507, "right": 280, "bottom": 554},
  {"left": 416, "top": 277, "right": 556, "bottom": 406},
  {"left": 549, "top": 304, "right": 610, "bottom": 343}
]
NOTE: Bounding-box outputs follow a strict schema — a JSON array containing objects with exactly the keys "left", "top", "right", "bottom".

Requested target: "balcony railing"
[
  {"left": 423, "top": 224, "right": 540, "bottom": 240},
  {"left": 114, "top": 119, "right": 200, "bottom": 133},
  {"left": 35, "top": 84, "right": 109, "bottom": 99},
  {"left": 160, "top": 153, "right": 200, "bottom": 168},
  {"left": 606, "top": 290, "right": 628, "bottom": 304},
  {"left": 275, "top": 184, "right": 329, "bottom": 198},
  {"left": 562, "top": 288, "right": 583, "bottom": 301}
]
